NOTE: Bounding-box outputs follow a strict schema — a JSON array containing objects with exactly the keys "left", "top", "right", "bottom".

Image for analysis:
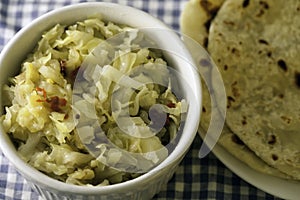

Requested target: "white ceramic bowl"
[{"left": 0, "top": 2, "right": 201, "bottom": 200}]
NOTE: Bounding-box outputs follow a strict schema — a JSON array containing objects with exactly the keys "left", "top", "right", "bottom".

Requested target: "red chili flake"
[
  {"left": 167, "top": 102, "right": 176, "bottom": 108},
  {"left": 46, "top": 96, "right": 67, "bottom": 112},
  {"left": 35, "top": 87, "right": 47, "bottom": 99},
  {"left": 46, "top": 96, "right": 60, "bottom": 112},
  {"left": 59, "top": 98, "right": 67, "bottom": 107},
  {"left": 34, "top": 87, "right": 67, "bottom": 112}
]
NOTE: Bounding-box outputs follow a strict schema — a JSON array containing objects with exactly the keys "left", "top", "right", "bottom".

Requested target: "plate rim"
[{"left": 208, "top": 136, "right": 300, "bottom": 199}]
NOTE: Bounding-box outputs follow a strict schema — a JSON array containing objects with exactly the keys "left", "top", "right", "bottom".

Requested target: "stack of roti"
[{"left": 180, "top": 0, "right": 300, "bottom": 180}]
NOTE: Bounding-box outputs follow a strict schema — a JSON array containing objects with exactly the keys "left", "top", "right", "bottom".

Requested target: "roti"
[
  {"left": 180, "top": 0, "right": 300, "bottom": 180},
  {"left": 208, "top": 0, "right": 300, "bottom": 180}
]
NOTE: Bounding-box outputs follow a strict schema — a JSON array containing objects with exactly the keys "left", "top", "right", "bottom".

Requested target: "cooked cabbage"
[{"left": 1, "top": 18, "right": 187, "bottom": 186}]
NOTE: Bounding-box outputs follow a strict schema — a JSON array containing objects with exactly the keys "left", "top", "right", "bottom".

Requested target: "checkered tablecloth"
[{"left": 0, "top": 1, "right": 282, "bottom": 199}]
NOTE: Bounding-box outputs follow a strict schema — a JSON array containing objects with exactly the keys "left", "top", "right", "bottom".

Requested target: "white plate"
[{"left": 209, "top": 138, "right": 300, "bottom": 199}]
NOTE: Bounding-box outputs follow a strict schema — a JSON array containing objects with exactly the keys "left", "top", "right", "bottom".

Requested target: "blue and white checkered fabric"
[{"left": 0, "top": 1, "right": 282, "bottom": 199}]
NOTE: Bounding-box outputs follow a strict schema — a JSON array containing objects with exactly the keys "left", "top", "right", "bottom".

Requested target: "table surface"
[{"left": 0, "top": 0, "right": 282, "bottom": 199}]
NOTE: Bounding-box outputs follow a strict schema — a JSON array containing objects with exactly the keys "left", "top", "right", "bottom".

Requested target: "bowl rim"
[{"left": 0, "top": 2, "right": 202, "bottom": 195}]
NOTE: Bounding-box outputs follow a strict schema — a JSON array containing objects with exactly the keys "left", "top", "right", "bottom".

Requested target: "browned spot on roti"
[
  {"left": 277, "top": 59, "right": 288, "bottom": 72},
  {"left": 227, "top": 96, "right": 235, "bottom": 108},
  {"left": 272, "top": 154, "right": 279, "bottom": 161},
  {"left": 256, "top": 1, "right": 270, "bottom": 17},
  {"left": 241, "top": 116, "right": 247, "bottom": 125},
  {"left": 278, "top": 94, "right": 284, "bottom": 99},
  {"left": 231, "top": 81, "right": 240, "bottom": 98},
  {"left": 258, "top": 39, "right": 269, "bottom": 45},
  {"left": 259, "top": 1, "right": 269, "bottom": 9},
  {"left": 281, "top": 116, "right": 291, "bottom": 124},
  {"left": 242, "top": 0, "right": 250, "bottom": 8},
  {"left": 223, "top": 20, "right": 235, "bottom": 26},
  {"left": 268, "top": 134, "right": 277, "bottom": 145},
  {"left": 224, "top": 65, "right": 228, "bottom": 71}
]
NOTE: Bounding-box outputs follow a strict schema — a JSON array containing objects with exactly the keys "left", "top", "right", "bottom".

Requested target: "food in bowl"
[
  {"left": 0, "top": 3, "right": 202, "bottom": 199},
  {"left": 1, "top": 17, "right": 187, "bottom": 186}
]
